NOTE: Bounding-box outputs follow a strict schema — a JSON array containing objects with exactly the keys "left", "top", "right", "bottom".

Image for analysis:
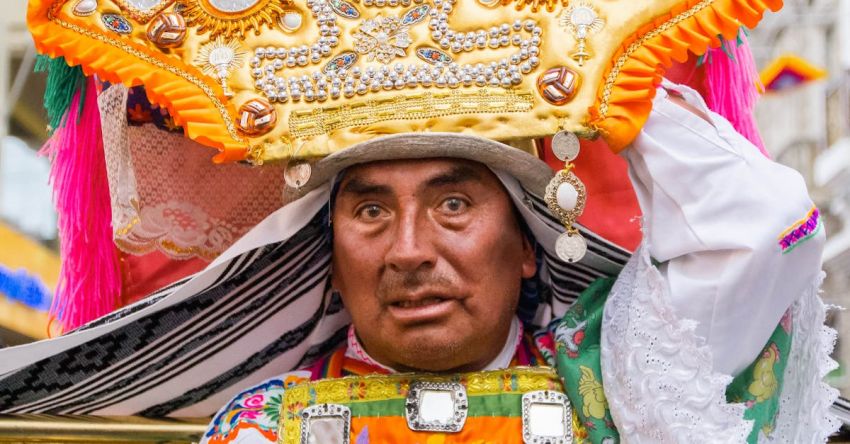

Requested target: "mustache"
[{"left": 376, "top": 269, "right": 457, "bottom": 299}]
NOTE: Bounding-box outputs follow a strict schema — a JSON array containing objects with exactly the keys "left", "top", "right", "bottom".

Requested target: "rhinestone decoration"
[
  {"left": 207, "top": 0, "right": 261, "bottom": 13},
  {"left": 196, "top": 38, "right": 245, "bottom": 98},
  {"left": 416, "top": 46, "right": 453, "bottom": 65},
  {"left": 238, "top": 98, "right": 277, "bottom": 136},
  {"left": 537, "top": 67, "right": 580, "bottom": 105},
  {"left": 560, "top": 2, "right": 604, "bottom": 66},
  {"left": 521, "top": 390, "right": 573, "bottom": 444},
  {"left": 299, "top": 404, "right": 351, "bottom": 444},
  {"left": 354, "top": 15, "right": 413, "bottom": 64},
  {"left": 405, "top": 381, "right": 468, "bottom": 433},
  {"left": 72, "top": 0, "right": 98, "bottom": 16},
  {"left": 401, "top": 4, "right": 430, "bottom": 25},
  {"left": 324, "top": 51, "right": 358, "bottom": 74},
  {"left": 102, "top": 13, "right": 133, "bottom": 34},
  {"left": 147, "top": 12, "right": 187, "bottom": 48},
  {"left": 329, "top": 0, "right": 361, "bottom": 18},
  {"left": 551, "top": 130, "right": 580, "bottom": 161},
  {"left": 251, "top": 0, "right": 543, "bottom": 104},
  {"left": 279, "top": 10, "right": 304, "bottom": 32}
]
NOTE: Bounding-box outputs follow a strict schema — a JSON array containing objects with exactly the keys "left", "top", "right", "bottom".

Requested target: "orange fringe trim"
[
  {"left": 589, "top": 0, "right": 783, "bottom": 152},
  {"left": 27, "top": 0, "right": 248, "bottom": 163}
]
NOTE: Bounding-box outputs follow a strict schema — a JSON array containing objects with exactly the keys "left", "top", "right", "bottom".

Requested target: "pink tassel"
[
  {"left": 41, "top": 78, "right": 121, "bottom": 333},
  {"left": 704, "top": 34, "right": 769, "bottom": 157}
]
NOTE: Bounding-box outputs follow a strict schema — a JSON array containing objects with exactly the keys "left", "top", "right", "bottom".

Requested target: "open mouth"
[
  {"left": 391, "top": 297, "right": 447, "bottom": 308},
  {"left": 387, "top": 296, "right": 456, "bottom": 323}
]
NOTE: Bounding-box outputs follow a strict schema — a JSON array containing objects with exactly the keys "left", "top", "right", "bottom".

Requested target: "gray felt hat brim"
[{"left": 290, "top": 132, "right": 555, "bottom": 198}]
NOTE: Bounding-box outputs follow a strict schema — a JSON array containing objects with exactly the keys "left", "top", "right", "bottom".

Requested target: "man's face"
[{"left": 332, "top": 158, "right": 537, "bottom": 372}]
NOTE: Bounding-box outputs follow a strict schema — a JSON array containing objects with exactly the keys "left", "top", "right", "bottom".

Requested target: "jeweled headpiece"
[
  {"left": 28, "top": 0, "right": 780, "bottom": 327},
  {"left": 29, "top": 0, "right": 781, "bottom": 165}
]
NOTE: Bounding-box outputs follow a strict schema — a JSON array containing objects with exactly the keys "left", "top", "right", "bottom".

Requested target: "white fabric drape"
[{"left": 601, "top": 80, "right": 839, "bottom": 443}]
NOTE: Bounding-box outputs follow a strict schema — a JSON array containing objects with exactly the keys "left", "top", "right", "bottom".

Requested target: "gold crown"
[{"left": 29, "top": 0, "right": 781, "bottom": 164}]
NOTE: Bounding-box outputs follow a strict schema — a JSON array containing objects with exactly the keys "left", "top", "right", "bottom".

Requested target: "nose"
[{"left": 384, "top": 209, "right": 437, "bottom": 273}]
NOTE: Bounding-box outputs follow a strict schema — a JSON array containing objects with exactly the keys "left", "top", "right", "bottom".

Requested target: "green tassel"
[{"left": 34, "top": 55, "right": 87, "bottom": 134}]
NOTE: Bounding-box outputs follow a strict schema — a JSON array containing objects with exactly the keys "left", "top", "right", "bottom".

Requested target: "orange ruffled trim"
[
  {"left": 589, "top": 0, "right": 783, "bottom": 152},
  {"left": 27, "top": 0, "right": 248, "bottom": 163}
]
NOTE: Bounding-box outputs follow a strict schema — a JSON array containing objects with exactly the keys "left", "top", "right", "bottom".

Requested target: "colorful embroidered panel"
[
  {"left": 725, "top": 309, "right": 793, "bottom": 443},
  {"left": 551, "top": 277, "right": 619, "bottom": 443},
  {"left": 778, "top": 206, "right": 822, "bottom": 254},
  {"left": 205, "top": 374, "right": 310, "bottom": 444},
  {"left": 278, "top": 368, "right": 564, "bottom": 443}
]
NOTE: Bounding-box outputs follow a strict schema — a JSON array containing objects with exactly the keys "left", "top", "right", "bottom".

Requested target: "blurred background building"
[
  {"left": 0, "top": 0, "right": 55, "bottom": 347},
  {"left": 748, "top": 0, "right": 850, "bottom": 395}
]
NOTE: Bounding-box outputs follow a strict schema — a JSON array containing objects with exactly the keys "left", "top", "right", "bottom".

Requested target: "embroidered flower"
[
  {"left": 206, "top": 379, "right": 286, "bottom": 438},
  {"left": 353, "top": 15, "right": 411, "bottom": 64},
  {"left": 243, "top": 394, "right": 265, "bottom": 408},
  {"left": 240, "top": 410, "right": 261, "bottom": 419}
]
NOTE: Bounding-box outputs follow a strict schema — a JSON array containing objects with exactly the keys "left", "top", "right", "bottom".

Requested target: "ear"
[{"left": 520, "top": 234, "right": 537, "bottom": 279}]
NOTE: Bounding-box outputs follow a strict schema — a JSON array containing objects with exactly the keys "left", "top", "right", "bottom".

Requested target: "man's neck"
[{"left": 346, "top": 317, "right": 523, "bottom": 374}]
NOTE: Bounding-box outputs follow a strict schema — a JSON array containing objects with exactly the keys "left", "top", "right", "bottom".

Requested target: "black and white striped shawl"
[{"left": 0, "top": 178, "right": 630, "bottom": 417}]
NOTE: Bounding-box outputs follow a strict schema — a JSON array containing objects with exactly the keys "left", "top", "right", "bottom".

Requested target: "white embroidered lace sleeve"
[
  {"left": 600, "top": 80, "right": 839, "bottom": 443},
  {"left": 622, "top": 81, "right": 824, "bottom": 377}
]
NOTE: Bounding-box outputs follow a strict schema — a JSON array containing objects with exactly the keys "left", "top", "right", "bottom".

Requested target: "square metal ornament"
[
  {"left": 299, "top": 403, "right": 351, "bottom": 444},
  {"left": 521, "top": 390, "right": 573, "bottom": 444},
  {"left": 405, "top": 381, "right": 468, "bottom": 433}
]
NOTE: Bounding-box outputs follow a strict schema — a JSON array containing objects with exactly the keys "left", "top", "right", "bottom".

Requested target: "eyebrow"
[
  {"left": 338, "top": 164, "right": 484, "bottom": 197},
  {"left": 338, "top": 177, "right": 393, "bottom": 197},
  {"left": 422, "top": 165, "right": 483, "bottom": 190}
]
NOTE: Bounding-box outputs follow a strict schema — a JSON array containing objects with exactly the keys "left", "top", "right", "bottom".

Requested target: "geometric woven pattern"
[{"left": 0, "top": 189, "right": 630, "bottom": 416}]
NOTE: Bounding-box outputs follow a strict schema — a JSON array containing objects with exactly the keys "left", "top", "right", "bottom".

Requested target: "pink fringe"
[
  {"left": 41, "top": 78, "right": 121, "bottom": 332},
  {"left": 704, "top": 34, "right": 769, "bottom": 157}
]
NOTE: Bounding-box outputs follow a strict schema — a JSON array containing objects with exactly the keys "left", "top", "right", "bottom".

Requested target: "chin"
[{"left": 391, "top": 333, "right": 470, "bottom": 372}]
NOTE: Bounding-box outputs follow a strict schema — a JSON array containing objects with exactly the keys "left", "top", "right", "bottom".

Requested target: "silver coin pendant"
[
  {"left": 551, "top": 131, "right": 580, "bottom": 162},
  {"left": 556, "top": 232, "right": 587, "bottom": 263}
]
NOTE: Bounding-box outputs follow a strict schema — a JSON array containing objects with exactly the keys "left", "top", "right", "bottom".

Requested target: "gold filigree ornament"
[
  {"left": 560, "top": 2, "right": 604, "bottom": 66},
  {"left": 544, "top": 131, "right": 587, "bottom": 263},
  {"left": 181, "top": 0, "right": 291, "bottom": 38},
  {"left": 194, "top": 37, "right": 245, "bottom": 97}
]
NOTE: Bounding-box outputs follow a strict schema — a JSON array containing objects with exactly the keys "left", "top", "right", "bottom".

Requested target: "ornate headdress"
[
  {"left": 29, "top": 0, "right": 779, "bottom": 160},
  {"left": 28, "top": 0, "right": 780, "bottom": 329}
]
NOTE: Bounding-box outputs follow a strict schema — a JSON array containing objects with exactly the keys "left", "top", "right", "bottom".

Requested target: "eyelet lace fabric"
[
  {"left": 601, "top": 246, "right": 840, "bottom": 443},
  {"left": 600, "top": 246, "right": 753, "bottom": 443},
  {"left": 98, "top": 85, "right": 289, "bottom": 261},
  {"left": 766, "top": 272, "right": 840, "bottom": 443}
]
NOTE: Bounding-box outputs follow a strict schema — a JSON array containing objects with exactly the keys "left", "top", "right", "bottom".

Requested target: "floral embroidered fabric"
[{"left": 204, "top": 373, "right": 310, "bottom": 444}]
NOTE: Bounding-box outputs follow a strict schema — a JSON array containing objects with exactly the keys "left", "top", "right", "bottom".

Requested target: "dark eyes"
[
  {"left": 439, "top": 197, "right": 469, "bottom": 214},
  {"left": 354, "top": 197, "right": 469, "bottom": 222},
  {"left": 357, "top": 204, "right": 386, "bottom": 220}
]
